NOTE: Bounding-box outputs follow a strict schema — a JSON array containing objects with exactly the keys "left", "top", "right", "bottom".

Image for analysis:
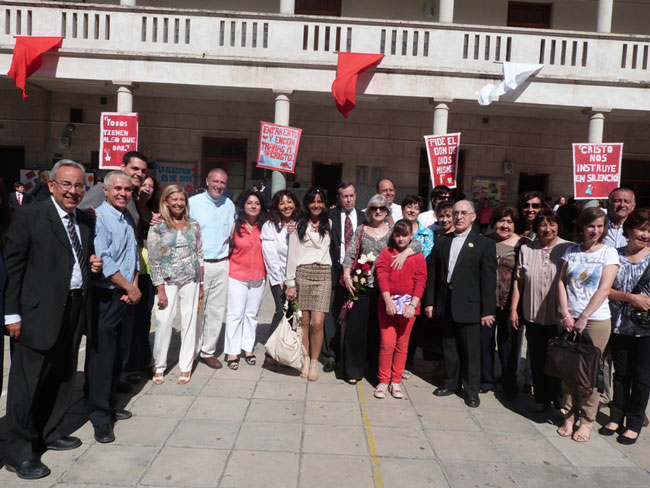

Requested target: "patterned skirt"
[{"left": 296, "top": 263, "right": 331, "bottom": 313}]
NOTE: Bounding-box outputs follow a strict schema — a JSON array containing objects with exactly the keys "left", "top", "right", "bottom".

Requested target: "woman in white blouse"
[{"left": 261, "top": 190, "right": 300, "bottom": 370}]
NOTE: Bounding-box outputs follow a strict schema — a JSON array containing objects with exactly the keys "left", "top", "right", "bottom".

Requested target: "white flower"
[
  {"left": 358, "top": 255, "right": 368, "bottom": 264},
  {"left": 366, "top": 252, "right": 376, "bottom": 262},
  {"left": 295, "top": 309, "right": 303, "bottom": 321},
  {"left": 356, "top": 268, "right": 362, "bottom": 275},
  {"left": 359, "top": 277, "right": 366, "bottom": 285},
  {"left": 352, "top": 275, "right": 359, "bottom": 282}
]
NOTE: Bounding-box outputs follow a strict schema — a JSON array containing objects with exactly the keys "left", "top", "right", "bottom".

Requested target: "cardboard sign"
[
  {"left": 99, "top": 112, "right": 139, "bottom": 169},
  {"left": 257, "top": 121, "right": 302, "bottom": 173},
  {"left": 154, "top": 162, "right": 199, "bottom": 196},
  {"left": 424, "top": 133, "right": 460, "bottom": 189},
  {"left": 572, "top": 143, "right": 623, "bottom": 199}
]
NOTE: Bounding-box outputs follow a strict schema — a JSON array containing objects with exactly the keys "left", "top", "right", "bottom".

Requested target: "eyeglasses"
[
  {"left": 523, "top": 203, "right": 542, "bottom": 209},
  {"left": 452, "top": 210, "right": 474, "bottom": 217},
  {"left": 436, "top": 195, "right": 451, "bottom": 201},
  {"left": 369, "top": 206, "right": 388, "bottom": 213},
  {"left": 53, "top": 180, "right": 85, "bottom": 192}
]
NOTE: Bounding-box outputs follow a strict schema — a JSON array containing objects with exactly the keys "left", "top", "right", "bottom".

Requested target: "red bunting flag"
[
  {"left": 8, "top": 36, "right": 63, "bottom": 99},
  {"left": 331, "top": 52, "right": 384, "bottom": 118}
]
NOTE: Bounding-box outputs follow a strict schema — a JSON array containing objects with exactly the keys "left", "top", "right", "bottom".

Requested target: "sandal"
[
  {"left": 347, "top": 379, "right": 357, "bottom": 385},
  {"left": 178, "top": 371, "right": 191, "bottom": 385},
  {"left": 245, "top": 354, "right": 256, "bottom": 366},
  {"left": 557, "top": 423, "right": 574, "bottom": 438},
  {"left": 152, "top": 372, "right": 164, "bottom": 385},
  {"left": 572, "top": 423, "right": 592, "bottom": 443},
  {"left": 227, "top": 358, "right": 240, "bottom": 370}
]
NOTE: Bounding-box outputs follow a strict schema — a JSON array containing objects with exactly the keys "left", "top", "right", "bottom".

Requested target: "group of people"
[{"left": 1, "top": 154, "right": 648, "bottom": 480}]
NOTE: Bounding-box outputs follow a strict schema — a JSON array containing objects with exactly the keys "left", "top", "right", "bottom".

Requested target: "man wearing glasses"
[
  {"left": 423, "top": 200, "right": 496, "bottom": 408},
  {"left": 418, "top": 185, "right": 452, "bottom": 229},
  {"left": 3, "top": 160, "right": 102, "bottom": 479}
]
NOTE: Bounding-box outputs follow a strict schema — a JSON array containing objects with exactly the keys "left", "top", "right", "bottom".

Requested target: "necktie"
[
  {"left": 17, "top": 192, "right": 21, "bottom": 205},
  {"left": 66, "top": 213, "right": 88, "bottom": 286},
  {"left": 344, "top": 213, "right": 353, "bottom": 250}
]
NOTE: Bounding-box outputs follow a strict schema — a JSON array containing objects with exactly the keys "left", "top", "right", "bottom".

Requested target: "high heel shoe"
[
  {"left": 308, "top": 359, "right": 319, "bottom": 381},
  {"left": 300, "top": 356, "right": 310, "bottom": 378}
]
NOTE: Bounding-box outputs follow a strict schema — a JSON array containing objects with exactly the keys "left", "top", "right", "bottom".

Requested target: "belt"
[
  {"left": 69, "top": 289, "right": 83, "bottom": 297},
  {"left": 204, "top": 257, "right": 228, "bottom": 263}
]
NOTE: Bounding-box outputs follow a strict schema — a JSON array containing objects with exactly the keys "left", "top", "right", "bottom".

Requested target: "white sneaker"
[
  {"left": 374, "top": 383, "right": 388, "bottom": 399},
  {"left": 389, "top": 382, "right": 404, "bottom": 399}
]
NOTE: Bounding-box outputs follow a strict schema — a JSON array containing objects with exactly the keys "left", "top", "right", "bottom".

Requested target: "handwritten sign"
[
  {"left": 257, "top": 121, "right": 302, "bottom": 173},
  {"left": 424, "top": 133, "right": 460, "bottom": 189},
  {"left": 572, "top": 143, "right": 623, "bottom": 199},
  {"left": 153, "top": 162, "right": 199, "bottom": 196},
  {"left": 99, "top": 112, "right": 138, "bottom": 169}
]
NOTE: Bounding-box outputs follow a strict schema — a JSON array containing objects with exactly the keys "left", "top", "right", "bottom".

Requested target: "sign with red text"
[
  {"left": 424, "top": 132, "right": 460, "bottom": 189},
  {"left": 99, "top": 112, "right": 139, "bottom": 169},
  {"left": 257, "top": 121, "right": 302, "bottom": 173},
  {"left": 572, "top": 143, "right": 623, "bottom": 199}
]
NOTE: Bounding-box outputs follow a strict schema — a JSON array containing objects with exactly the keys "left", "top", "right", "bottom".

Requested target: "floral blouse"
[
  {"left": 414, "top": 224, "right": 434, "bottom": 261},
  {"left": 148, "top": 218, "right": 203, "bottom": 287},
  {"left": 610, "top": 248, "right": 650, "bottom": 337}
]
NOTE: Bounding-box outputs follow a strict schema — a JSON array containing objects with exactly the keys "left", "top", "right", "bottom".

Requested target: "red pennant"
[
  {"left": 331, "top": 52, "right": 384, "bottom": 118},
  {"left": 8, "top": 36, "right": 63, "bottom": 100}
]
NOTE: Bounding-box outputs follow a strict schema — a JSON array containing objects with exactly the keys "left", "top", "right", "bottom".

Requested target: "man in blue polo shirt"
[{"left": 189, "top": 168, "right": 235, "bottom": 369}]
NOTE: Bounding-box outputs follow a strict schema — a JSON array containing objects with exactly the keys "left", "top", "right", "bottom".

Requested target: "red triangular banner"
[
  {"left": 331, "top": 52, "right": 384, "bottom": 118},
  {"left": 8, "top": 36, "right": 63, "bottom": 99}
]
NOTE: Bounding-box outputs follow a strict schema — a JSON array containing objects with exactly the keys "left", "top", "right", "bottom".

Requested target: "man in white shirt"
[
  {"left": 604, "top": 187, "right": 636, "bottom": 249},
  {"left": 376, "top": 178, "right": 402, "bottom": 222}
]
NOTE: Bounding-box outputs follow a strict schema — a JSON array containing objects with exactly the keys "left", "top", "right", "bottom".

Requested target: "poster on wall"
[
  {"left": 20, "top": 169, "right": 95, "bottom": 191},
  {"left": 99, "top": 112, "right": 139, "bottom": 169},
  {"left": 472, "top": 177, "right": 509, "bottom": 207},
  {"left": 153, "top": 162, "right": 199, "bottom": 196},
  {"left": 572, "top": 143, "right": 623, "bottom": 200},
  {"left": 424, "top": 133, "right": 460, "bottom": 189},
  {"left": 257, "top": 121, "right": 302, "bottom": 173}
]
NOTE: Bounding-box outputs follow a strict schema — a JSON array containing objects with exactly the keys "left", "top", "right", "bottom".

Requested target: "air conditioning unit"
[{"left": 503, "top": 162, "right": 514, "bottom": 175}]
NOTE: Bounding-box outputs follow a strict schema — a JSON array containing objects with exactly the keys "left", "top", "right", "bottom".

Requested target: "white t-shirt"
[{"left": 562, "top": 244, "right": 619, "bottom": 320}]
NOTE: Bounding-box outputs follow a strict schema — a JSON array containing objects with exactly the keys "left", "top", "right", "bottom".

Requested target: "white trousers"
[
  {"left": 153, "top": 281, "right": 200, "bottom": 373},
  {"left": 198, "top": 260, "right": 229, "bottom": 358},
  {"left": 224, "top": 278, "right": 266, "bottom": 356}
]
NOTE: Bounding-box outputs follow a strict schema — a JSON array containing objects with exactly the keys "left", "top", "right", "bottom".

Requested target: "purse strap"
[{"left": 630, "top": 257, "right": 650, "bottom": 295}]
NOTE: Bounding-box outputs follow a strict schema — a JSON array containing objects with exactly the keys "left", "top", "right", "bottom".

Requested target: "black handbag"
[
  {"left": 544, "top": 330, "right": 602, "bottom": 390},
  {"left": 628, "top": 260, "right": 650, "bottom": 330}
]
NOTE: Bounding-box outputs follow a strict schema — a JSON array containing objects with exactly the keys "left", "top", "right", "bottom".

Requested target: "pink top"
[
  {"left": 375, "top": 247, "right": 427, "bottom": 314},
  {"left": 229, "top": 224, "right": 266, "bottom": 281}
]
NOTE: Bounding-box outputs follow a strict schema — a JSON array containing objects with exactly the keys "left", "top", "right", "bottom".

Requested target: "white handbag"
[{"left": 264, "top": 301, "right": 306, "bottom": 371}]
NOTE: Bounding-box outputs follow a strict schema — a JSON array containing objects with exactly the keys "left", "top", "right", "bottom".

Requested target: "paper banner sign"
[
  {"left": 154, "top": 162, "right": 199, "bottom": 196},
  {"left": 99, "top": 112, "right": 139, "bottom": 169},
  {"left": 257, "top": 121, "right": 302, "bottom": 173},
  {"left": 424, "top": 133, "right": 461, "bottom": 189},
  {"left": 572, "top": 143, "right": 623, "bottom": 200}
]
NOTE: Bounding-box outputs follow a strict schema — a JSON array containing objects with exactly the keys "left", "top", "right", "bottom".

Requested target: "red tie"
[
  {"left": 17, "top": 192, "right": 22, "bottom": 205},
  {"left": 344, "top": 213, "right": 353, "bottom": 250}
]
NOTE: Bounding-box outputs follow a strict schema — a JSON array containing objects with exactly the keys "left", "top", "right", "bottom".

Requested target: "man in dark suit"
[
  {"left": 8, "top": 181, "right": 29, "bottom": 209},
  {"left": 26, "top": 170, "right": 51, "bottom": 202},
  {"left": 322, "top": 182, "right": 365, "bottom": 372},
  {"left": 423, "top": 199, "right": 496, "bottom": 408},
  {"left": 2, "top": 160, "right": 102, "bottom": 479}
]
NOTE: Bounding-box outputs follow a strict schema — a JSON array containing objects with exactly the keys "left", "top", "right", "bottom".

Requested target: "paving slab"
[
  {"left": 220, "top": 450, "right": 299, "bottom": 488},
  {"left": 304, "top": 401, "right": 362, "bottom": 425},
  {"left": 234, "top": 421, "right": 302, "bottom": 452},
  {"left": 200, "top": 378, "right": 256, "bottom": 399},
  {"left": 509, "top": 463, "right": 591, "bottom": 488},
  {"left": 302, "top": 423, "right": 369, "bottom": 456},
  {"left": 372, "top": 426, "right": 435, "bottom": 459},
  {"left": 252, "top": 380, "right": 306, "bottom": 401},
  {"left": 63, "top": 445, "right": 158, "bottom": 485},
  {"left": 416, "top": 404, "right": 482, "bottom": 431},
  {"left": 365, "top": 402, "right": 422, "bottom": 429},
  {"left": 491, "top": 432, "right": 569, "bottom": 465},
  {"left": 379, "top": 458, "right": 450, "bottom": 488},
  {"left": 245, "top": 398, "right": 304, "bottom": 423},
  {"left": 185, "top": 396, "right": 249, "bottom": 422},
  {"left": 129, "top": 394, "right": 195, "bottom": 419},
  {"left": 306, "top": 382, "right": 359, "bottom": 403},
  {"left": 441, "top": 460, "right": 518, "bottom": 488},
  {"left": 299, "top": 454, "right": 374, "bottom": 488},
  {"left": 167, "top": 419, "right": 240, "bottom": 449},
  {"left": 580, "top": 466, "right": 650, "bottom": 488},
  {"left": 140, "top": 446, "right": 227, "bottom": 487},
  {"left": 427, "top": 430, "right": 502, "bottom": 462},
  {"left": 113, "top": 416, "right": 179, "bottom": 446},
  {"left": 547, "top": 434, "right": 635, "bottom": 468}
]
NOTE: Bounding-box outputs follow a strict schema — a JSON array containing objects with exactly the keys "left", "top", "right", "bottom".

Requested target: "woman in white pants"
[
  {"left": 148, "top": 184, "right": 203, "bottom": 385},
  {"left": 224, "top": 189, "right": 267, "bottom": 370}
]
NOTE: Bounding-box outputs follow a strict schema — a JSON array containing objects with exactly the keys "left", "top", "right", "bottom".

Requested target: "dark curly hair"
[
  {"left": 268, "top": 190, "right": 301, "bottom": 232},
  {"left": 297, "top": 187, "right": 330, "bottom": 240},
  {"left": 234, "top": 189, "right": 268, "bottom": 237}
]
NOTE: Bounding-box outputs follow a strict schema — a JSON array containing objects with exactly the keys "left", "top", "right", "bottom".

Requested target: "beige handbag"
[{"left": 264, "top": 301, "right": 306, "bottom": 371}]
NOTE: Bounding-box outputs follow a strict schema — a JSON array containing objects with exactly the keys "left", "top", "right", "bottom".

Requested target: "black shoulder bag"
[{"left": 628, "top": 259, "right": 650, "bottom": 330}]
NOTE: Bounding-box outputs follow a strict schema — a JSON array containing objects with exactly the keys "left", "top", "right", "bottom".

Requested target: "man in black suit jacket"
[
  {"left": 423, "top": 200, "right": 496, "bottom": 408},
  {"left": 8, "top": 182, "right": 30, "bottom": 209},
  {"left": 2, "top": 160, "right": 102, "bottom": 480},
  {"left": 322, "top": 182, "right": 365, "bottom": 372}
]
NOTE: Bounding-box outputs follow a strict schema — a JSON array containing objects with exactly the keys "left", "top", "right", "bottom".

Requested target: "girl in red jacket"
[{"left": 374, "top": 220, "right": 427, "bottom": 399}]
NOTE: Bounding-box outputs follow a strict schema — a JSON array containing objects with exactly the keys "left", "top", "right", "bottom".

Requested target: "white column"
[
  {"left": 116, "top": 85, "right": 133, "bottom": 113},
  {"left": 433, "top": 102, "right": 450, "bottom": 135},
  {"left": 588, "top": 112, "right": 605, "bottom": 143},
  {"left": 280, "top": 0, "right": 295, "bottom": 15},
  {"left": 439, "top": 0, "right": 455, "bottom": 23},
  {"left": 596, "top": 0, "right": 613, "bottom": 33},
  {"left": 120, "top": 0, "right": 136, "bottom": 6},
  {"left": 272, "top": 90, "right": 292, "bottom": 193}
]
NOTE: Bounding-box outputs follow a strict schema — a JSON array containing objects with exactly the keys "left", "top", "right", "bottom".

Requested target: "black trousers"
[
  {"left": 5, "top": 291, "right": 83, "bottom": 464},
  {"left": 268, "top": 284, "right": 286, "bottom": 338},
  {"left": 610, "top": 333, "right": 650, "bottom": 433},
  {"left": 125, "top": 274, "right": 153, "bottom": 373},
  {"left": 479, "top": 308, "right": 518, "bottom": 393},
  {"left": 525, "top": 321, "right": 561, "bottom": 407},
  {"left": 441, "top": 315, "right": 481, "bottom": 398},
  {"left": 337, "top": 287, "right": 378, "bottom": 381},
  {"left": 322, "top": 284, "right": 346, "bottom": 365},
  {"left": 86, "top": 289, "right": 134, "bottom": 426}
]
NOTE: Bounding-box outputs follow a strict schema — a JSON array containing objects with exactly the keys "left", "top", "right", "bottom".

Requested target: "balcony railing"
[{"left": 2, "top": 1, "right": 650, "bottom": 86}]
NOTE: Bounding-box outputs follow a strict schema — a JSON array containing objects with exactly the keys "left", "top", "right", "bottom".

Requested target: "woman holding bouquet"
[
  {"left": 285, "top": 188, "right": 331, "bottom": 381},
  {"left": 338, "top": 195, "right": 422, "bottom": 384},
  {"left": 374, "top": 220, "right": 427, "bottom": 398}
]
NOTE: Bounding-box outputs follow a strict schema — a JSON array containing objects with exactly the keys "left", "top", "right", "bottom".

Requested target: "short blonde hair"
[{"left": 159, "top": 184, "right": 188, "bottom": 228}]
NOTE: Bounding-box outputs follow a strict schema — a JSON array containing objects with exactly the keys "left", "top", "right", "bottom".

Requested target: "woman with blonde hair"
[{"left": 148, "top": 184, "right": 203, "bottom": 385}]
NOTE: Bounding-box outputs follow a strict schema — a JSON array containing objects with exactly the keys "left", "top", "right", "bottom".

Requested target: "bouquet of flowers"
[{"left": 338, "top": 251, "right": 376, "bottom": 327}]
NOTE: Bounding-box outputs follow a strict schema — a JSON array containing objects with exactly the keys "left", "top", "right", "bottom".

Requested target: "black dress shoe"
[
  {"left": 47, "top": 435, "right": 82, "bottom": 451},
  {"left": 114, "top": 409, "right": 132, "bottom": 421},
  {"left": 479, "top": 386, "right": 494, "bottom": 394},
  {"left": 5, "top": 458, "right": 51, "bottom": 480},
  {"left": 598, "top": 425, "right": 623, "bottom": 436},
  {"left": 465, "top": 396, "right": 480, "bottom": 408},
  {"left": 433, "top": 387, "right": 455, "bottom": 397},
  {"left": 94, "top": 424, "right": 115, "bottom": 443},
  {"left": 616, "top": 433, "right": 638, "bottom": 445},
  {"left": 322, "top": 361, "right": 336, "bottom": 373}
]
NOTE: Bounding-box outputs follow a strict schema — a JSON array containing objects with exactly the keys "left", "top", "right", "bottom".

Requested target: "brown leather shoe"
[{"left": 200, "top": 356, "right": 223, "bottom": 369}]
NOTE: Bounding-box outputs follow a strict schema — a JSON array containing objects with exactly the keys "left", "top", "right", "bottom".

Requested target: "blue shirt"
[
  {"left": 188, "top": 192, "right": 235, "bottom": 260},
  {"left": 94, "top": 202, "right": 139, "bottom": 288},
  {"left": 414, "top": 224, "right": 435, "bottom": 261}
]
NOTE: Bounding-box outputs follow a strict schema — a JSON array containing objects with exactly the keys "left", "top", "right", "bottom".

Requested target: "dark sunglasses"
[
  {"left": 523, "top": 203, "right": 542, "bottom": 209},
  {"left": 369, "top": 206, "right": 388, "bottom": 213}
]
